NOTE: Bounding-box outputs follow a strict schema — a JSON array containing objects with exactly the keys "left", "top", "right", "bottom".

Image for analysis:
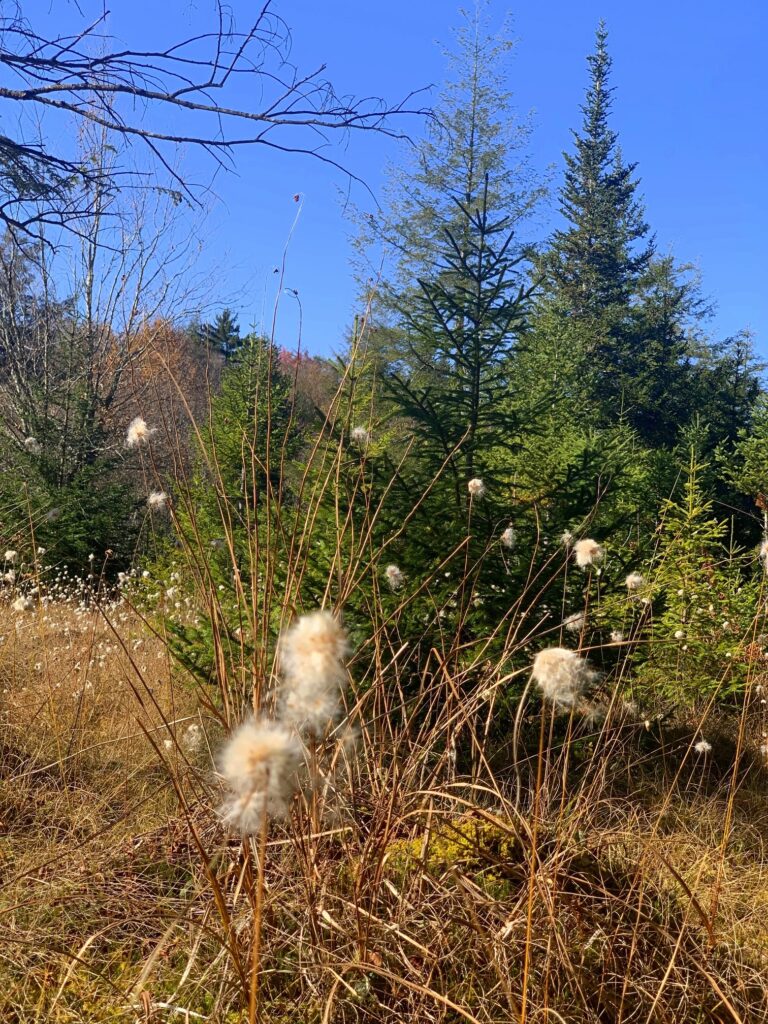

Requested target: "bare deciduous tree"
[{"left": 0, "top": 0, "right": 427, "bottom": 237}]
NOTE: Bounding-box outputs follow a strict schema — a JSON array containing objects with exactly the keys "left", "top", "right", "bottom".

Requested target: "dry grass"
[
  {"left": 2, "top": 594, "right": 768, "bottom": 1024},
  {"left": 3, "top": 337, "right": 768, "bottom": 1022}
]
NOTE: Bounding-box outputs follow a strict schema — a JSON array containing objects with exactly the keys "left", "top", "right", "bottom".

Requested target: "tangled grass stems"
[{"left": 3, "top": 335, "right": 768, "bottom": 1022}]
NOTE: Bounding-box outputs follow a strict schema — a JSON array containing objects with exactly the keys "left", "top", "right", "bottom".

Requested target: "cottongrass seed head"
[
  {"left": 147, "top": 490, "right": 167, "bottom": 511},
  {"left": 12, "top": 595, "right": 34, "bottom": 613},
  {"left": 468, "top": 478, "right": 486, "bottom": 499},
  {"left": 694, "top": 738, "right": 712, "bottom": 756},
  {"left": 625, "top": 572, "right": 645, "bottom": 590},
  {"left": 4, "top": 550, "right": 17, "bottom": 564},
  {"left": 182, "top": 722, "right": 203, "bottom": 754},
  {"left": 219, "top": 718, "right": 302, "bottom": 833},
  {"left": 350, "top": 425, "right": 370, "bottom": 447},
  {"left": 24, "top": 436, "right": 41, "bottom": 454},
  {"left": 501, "top": 526, "right": 516, "bottom": 549},
  {"left": 279, "top": 610, "right": 349, "bottom": 735},
  {"left": 561, "top": 530, "right": 574, "bottom": 547},
  {"left": 564, "top": 611, "right": 585, "bottom": 634},
  {"left": 531, "top": 647, "right": 597, "bottom": 709},
  {"left": 384, "top": 564, "right": 404, "bottom": 591},
  {"left": 126, "top": 416, "right": 155, "bottom": 448},
  {"left": 574, "top": 538, "right": 604, "bottom": 568}
]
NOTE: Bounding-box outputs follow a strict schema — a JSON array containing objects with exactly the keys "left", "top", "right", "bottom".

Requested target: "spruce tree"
[
  {"left": 536, "top": 22, "right": 656, "bottom": 430},
  {"left": 196, "top": 308, "right": 241, "bottom": 360},
  {"left": 633, "top": 451, "right": 757, "bottom": 703},
  {"left": 162, "top": 335, "right": 301, "bottom": 688},
  {"left": 385, "top": 175, "right": 530, "bottom": 511},
  {"left": 349, "top": 1, "right": 541, "bottom": 500},
  {"left": 542, "top": 22, "right": 652, "bottom": 319},
  {"left": 335, "top": 5, "right": 546, "bottom": 651},
  {"left": 356, "top": 2, "right": 542, "bottom": 350}
]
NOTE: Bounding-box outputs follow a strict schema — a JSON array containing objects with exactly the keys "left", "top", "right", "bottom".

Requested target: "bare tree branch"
[{"left": 0, "top": 1, "right": 430, "bottom": 238}]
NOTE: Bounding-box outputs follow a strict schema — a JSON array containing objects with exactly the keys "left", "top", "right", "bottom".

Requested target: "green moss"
[{"left": 384, "top": 815, "right": 522, "bottom": 896}]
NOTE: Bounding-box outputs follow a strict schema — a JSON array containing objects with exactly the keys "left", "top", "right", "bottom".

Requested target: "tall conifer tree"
[
  {"left": 542, "top": 22, "right": 652, "bottom": 320},
  {"left": 355, "top": 2, "right": 541, "bottom": 359}
]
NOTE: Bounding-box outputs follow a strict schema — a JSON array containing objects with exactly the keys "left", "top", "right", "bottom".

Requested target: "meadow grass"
[
  {"left": 2, "top": 583, "right": 768, "bottom": 1022},
  {"left": 3, "top": 341, "right": 768, "bottom": 1023}
]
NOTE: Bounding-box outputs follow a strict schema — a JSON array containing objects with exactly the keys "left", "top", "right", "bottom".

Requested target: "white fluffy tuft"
[
  {"left": 278, "top": 610, "right": 349, "bottom": 735},
  {"left": 501, "top": 526, "right": 516, "bottom": 549},
  {"left": 531, "top": 647, "right": 597, "bottom": 709},
  {"left": 219, "top": 718, "right": 302, "bottom": 832},
  {"left": 126, "top": 416, "right": 155, "bottom": 448},
  {"left": 384, "top": 564, "right": 404, "bottom": 591},
  {"left": 147, "top": 490, "right": 167, "bottom": 511},
  {"left": 573, "top": 538, "right": 603, "bottom": 568}
]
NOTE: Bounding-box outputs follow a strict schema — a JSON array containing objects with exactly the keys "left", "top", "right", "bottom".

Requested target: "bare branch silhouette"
[{"left": 0, "top": 1, "right": 429, "bottom": 237}]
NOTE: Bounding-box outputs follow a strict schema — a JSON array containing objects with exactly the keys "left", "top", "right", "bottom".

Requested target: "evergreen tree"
[
  {"left": 356, "top": 2, "right": 542, "bottom": 353},
  {"left": 196, "top": 308, "right": 241, "bottom": 360},
  {"left": 692, "top": 331, "right": 761, "bottom": 451},
  {"left": 724, "top": 391, "right": 768, "bottom": 509},
  {"left": 510, "top": 24, "right": 750, "bottom": 544},
  {"left": 0, "top": 237, "right": 143, "bottom": 571},
  {"left": 542, "top": 22, "right": 652, "bottom": 318},
  {"left": 193, "top": 334, "right": 297, "bottom": 517},
  {"left": 385, "top": 177, "right": 529, "bottom": 511},
  {"left": 161, "top": 334, "right": 301, "bottom": 688},
  {"left": 348, "top": 2, "right": 541, "bottom": 512},
  {"left": 632, "top": 452, "right": 757, "bottom": 703},
  {"left": 624, "top": 257, "right": 710, "bottom": 444},
  {"left": 536, "top": 22, "right": 656, "bottom": 430}
]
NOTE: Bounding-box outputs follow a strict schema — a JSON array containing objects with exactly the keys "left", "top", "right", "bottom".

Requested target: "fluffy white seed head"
[
  {"left": 182, "top": 722, "right": 203, "bottom": 753},
  {"left": 625, "top": 572, "right": 644, "bottom": 590},
  {"left": 610, "top": 630, "right": 624, "bottom": 643},
  {"left": 561, "top": 530, "right": 574, "bottom": 547},
  {"left": 278, "top": 610, "right": 349, "bottom": 735},
  {"left": 384, "top": 564, "right": 404, "bottom": 591},
  {"left": 674, "top": 629, "right": 685, "bottom": 640},
  {"left": 219, "top": 718, "right": 302, "bottom": 832},
  {"left": 24, "top": 436, "right": 41, "bottom": 455},
  {"left": 531, "top": 647, "right": 597, "bottom": 709},
  {"left": 350, "top": 425, "right": 370, "bottom": 447},
  {"left": 694, "top": 739, "right": 712, "bottom": 756},
  {"left": 563, "top": 611, "right": 585, "bottom": 634},
  {"left": 12, "top": 595, "right": 34, "bottom": 613},
  {"left": 147, "top": 490, "right": 167, "bottom": 511},
  {"left": 126, "top": 416, "right": 155, "bottom": 448},
  {"left": 574, "top": 538, "right": 604, "bottom": 568},
  {"left": 4, "top": 550, "right": 17, "bottom": 564},
  {"left": 467, "top": 478, "right": 486, "bottom": 499},
  {"left": 501, "top": 526, "right": 516, "bottom": 549}
]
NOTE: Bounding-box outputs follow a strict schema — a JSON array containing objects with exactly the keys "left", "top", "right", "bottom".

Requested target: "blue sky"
[{"left": 31, "top": 1, "right": 768, "bottom": 356}]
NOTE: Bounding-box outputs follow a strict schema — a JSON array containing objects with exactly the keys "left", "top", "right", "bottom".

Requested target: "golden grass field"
[{"left": 3, "top": 589, "right": 768, "bottom": 1024}]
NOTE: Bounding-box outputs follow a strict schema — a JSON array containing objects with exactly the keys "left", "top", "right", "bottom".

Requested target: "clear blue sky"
[{"left": 38, "top": 1, "right": 768, "bottom": 356}]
